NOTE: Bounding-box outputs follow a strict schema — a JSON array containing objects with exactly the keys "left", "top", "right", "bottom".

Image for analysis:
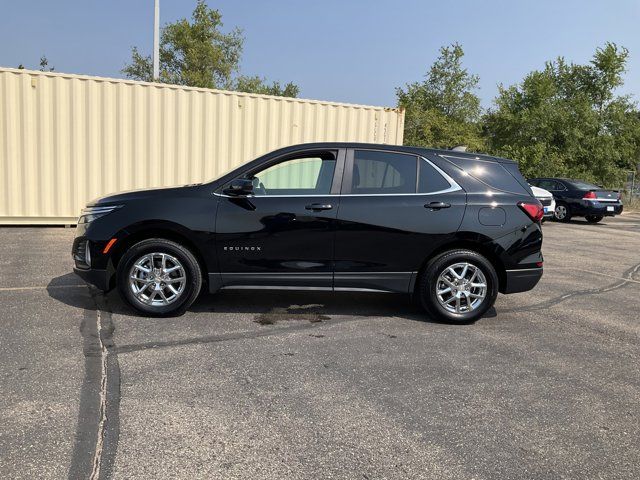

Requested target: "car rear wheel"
[
  {"left": 585, "top": 214, "right": 604, "bottom": 224},
  {"left": 554, "top": 203, "right": 571, "bottom": 222},
  {"left": 117, "top": 238, "right": 202, "bottom": 316},
  {"left": 418, "top": 249, "right": 498, "bottom": 324}
]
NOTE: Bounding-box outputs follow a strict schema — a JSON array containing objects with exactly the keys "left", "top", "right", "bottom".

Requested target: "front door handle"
[
  {"left": 425, "top": 201, "right": 451, "bottom": 210},
  {"left": 305, "top": 203, "right": 333, "bottom": 211}
]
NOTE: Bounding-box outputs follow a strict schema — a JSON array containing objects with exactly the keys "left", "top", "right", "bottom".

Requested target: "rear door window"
[{"left": 350, "top": 150, "right": 417, "bottom": 194}]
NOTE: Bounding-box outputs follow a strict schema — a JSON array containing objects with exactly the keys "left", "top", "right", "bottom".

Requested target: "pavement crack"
[
  {"left": 115, "top": 315, "right": 361, "bottom": 354},
  {"left": 503, "top": 261, "right": 640, "bottom": 314},
  {"left": 68, "top": 287, "right": 120, "bottom": 480},
  {"left": 90, "top": 309, "right": 108, "bottom": 480}
]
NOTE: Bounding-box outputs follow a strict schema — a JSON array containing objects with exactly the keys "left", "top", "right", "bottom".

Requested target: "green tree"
[
  {"left": 397, "top": 43, "right": 485, "bottom": 151},
  {"left": 122, "top": 0, "right": 298, "bottom": 97},
  {"left": 39, "top": 56, "right": 54, "bottom": 72},
  {"left": 234, "top": 75, "right": 299, "bottom": 97},
  {"left": 484, "top": 43, "right": 640, "bottom": 187}
]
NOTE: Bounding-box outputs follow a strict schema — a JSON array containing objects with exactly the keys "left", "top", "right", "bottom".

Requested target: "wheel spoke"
[
  {"left": 131, "top": 275, "right": 152, "bottom": 283},
  {"left": 469, "top": 292, "right": 484, "bottom": 298},
  {"left": 470, "top": 282, "right": 486, "bottom": 289},
  {"left": 437, "top": 286, "right": 451, "bottom": 295},
  {"left": 468, "top": 269, "right": 478, "bottom": 283},
  {"left": 455, "top": 296, "right": 461, "bottom": 313},
  {"left": 441, "top": 277, "right": 456, "bottom": 289},
  {"left": 164, "top": 265, "right": 181, "bottom": 274},
  {"left": 460, "top": 264, "right": 469, "bottom": 279},
  {"left": 167, "top": 276, "right": 185, "bottom": 284},
  {"left": 137, "top": 282, "right": 153, "bottom": 294},
  {"left": 167, "top": 284, "right": 179, "bottom": 295},
  {"left": 159, "top": 289, "right": 169, "bottom": 304},
  {"left": 447, "top": 267, "right": 461, "bottom": 279}
]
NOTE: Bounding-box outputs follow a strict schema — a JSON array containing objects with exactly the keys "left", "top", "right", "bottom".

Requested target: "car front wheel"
[
  {"left": 418, "top": 249, "right": 499, "bottom": 324},
  {"left": 117, "top": 238, "right": 203, "bottom": 316}
]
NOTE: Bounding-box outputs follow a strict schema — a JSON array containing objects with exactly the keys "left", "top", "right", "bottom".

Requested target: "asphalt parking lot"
[{"left": 1, "top": 214, "right": 639, "bottom": 479}]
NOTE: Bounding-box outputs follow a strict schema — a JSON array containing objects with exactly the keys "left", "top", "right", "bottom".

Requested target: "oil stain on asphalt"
[{"left": 254, "top": 304, "right": 330, "bottom": 325}]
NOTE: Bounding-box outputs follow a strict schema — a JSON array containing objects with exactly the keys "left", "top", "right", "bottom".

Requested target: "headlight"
[{"left": 78, "top": 205, "right": 122, "bottom": 224}]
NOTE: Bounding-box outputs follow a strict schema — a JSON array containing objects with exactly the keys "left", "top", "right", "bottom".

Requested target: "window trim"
[
  {"left": 213, "top": 148, "right": 461, "bottom": 198},
  {"left": 341, "top": 148, "right": 461, "bottom": 196},
  {"left": 215, "top": 148, "right": 346, "bottom": 197}
]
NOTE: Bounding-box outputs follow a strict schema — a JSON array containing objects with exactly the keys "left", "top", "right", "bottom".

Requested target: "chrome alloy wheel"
[
  {"left": 555, "top": 205, "right": 567, "bottom": 220},
  {"left": 435, "top": 262, "right": 487, "bottom": 314},
  {"left": 128, "top": 252, "right": 186, "bottom": 306}
]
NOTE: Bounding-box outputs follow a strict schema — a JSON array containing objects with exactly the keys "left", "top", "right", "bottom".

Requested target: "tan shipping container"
[{"left": 0, "top": 67, "right": 404, "bottom": 224}]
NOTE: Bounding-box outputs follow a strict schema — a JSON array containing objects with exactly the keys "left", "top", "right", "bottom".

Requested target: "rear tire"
[
  {"left": 554, "top": 203, "right": 571, "bottom": 222},
  {"left": 585, "top": 215, "right": 603, "bottom": 224},
  {"left": 418, "top": 249, "right": 499, "bottom": 324},
  {"left": 116, "top": 238, "right": 202, "bottom": 316}
]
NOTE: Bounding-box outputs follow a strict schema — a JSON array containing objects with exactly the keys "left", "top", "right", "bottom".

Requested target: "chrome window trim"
[{"left": 213, "top": 156, "right": 462, "bottom": 198}]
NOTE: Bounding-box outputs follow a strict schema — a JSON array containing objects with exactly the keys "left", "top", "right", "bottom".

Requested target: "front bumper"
[
  {"left": 73, "top": 266, "right": 111, "bottom": 291},
  {"left": 503, "top": 267, "right": 543, "bottom": 294}
]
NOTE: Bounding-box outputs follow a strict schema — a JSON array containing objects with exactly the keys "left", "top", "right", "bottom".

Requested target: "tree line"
[{"left": 398, "top": 43, "right": 640, "bottom": 187}]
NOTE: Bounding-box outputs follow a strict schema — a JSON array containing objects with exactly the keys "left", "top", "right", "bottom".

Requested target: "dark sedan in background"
[{"left": 528, "top": 177, "right": 623, "bottom": 223}]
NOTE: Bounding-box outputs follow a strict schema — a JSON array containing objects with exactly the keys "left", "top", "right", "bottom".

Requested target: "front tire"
[
  {"left": 585, "top": 214, "right": 603, "bottom": 224},
  {"left": 554, "top": 203, "right": 571, "bottom": 222},
  {"left": 418, "top": 249, "right": 499, "bottom": 324},
  {"left": 116, "top": 238, "right": 203, "bottom": 316}
]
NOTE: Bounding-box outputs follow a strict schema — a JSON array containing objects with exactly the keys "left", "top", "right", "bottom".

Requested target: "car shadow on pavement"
[{"left": 47, "top": 272, "right": 497, "bottom": 325}]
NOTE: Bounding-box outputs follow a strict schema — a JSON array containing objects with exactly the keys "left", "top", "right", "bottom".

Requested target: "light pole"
[{"left": 153, "top": 0, "right": 160, "bottom": 80}]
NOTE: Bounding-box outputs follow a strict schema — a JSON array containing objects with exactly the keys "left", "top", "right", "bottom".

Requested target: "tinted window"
[
  {"left": 568, "top": 180, "right": 600, "bottom": 190},
  {"left": 418, "top": 159, "right": 451, "bottom": 193},
  {"left": 442, "top": 156, "right": 529, "bottom": 194},
  {"left": 538, "top": 180, "right": 561, "bottom": 191},
  {"left": 252, "top": 156, "right": 336, "bottom": 195},
  {"left": 502, "top": 163, "right": 533, "bottom": 195},
  {"left": 351, "top": 150, "right": 417, "bottom": 194}
]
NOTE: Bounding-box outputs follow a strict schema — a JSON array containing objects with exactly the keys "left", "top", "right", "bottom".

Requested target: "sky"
[{"left": 1, "top": 0, "right": 639, "bottom": 108}]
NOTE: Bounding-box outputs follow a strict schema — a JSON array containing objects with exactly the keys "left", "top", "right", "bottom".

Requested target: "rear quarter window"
[
  {"left": 418, "top": 159, "right": 452, "bottom": 193},
  {"left": 442, "top": 155, "right": 531, "bottom": 195}
]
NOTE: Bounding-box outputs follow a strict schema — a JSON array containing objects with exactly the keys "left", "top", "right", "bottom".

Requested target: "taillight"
[
  {"left": 518, "top": 201, "right": 544, "bottom": 222},
  {"left": 583, "top": 191, "right": 597, "bottom": 199}
]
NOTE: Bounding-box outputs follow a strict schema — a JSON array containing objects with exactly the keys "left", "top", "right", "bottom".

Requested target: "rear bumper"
[
  {"left": 503, "top": 267, "right": 543, "bottom": 294},
  {"left": 73, "top": 267, "right": 110, "bottom": 291},
  {"left": 574, "top": 201, "right": 623, "bottom": 217}
]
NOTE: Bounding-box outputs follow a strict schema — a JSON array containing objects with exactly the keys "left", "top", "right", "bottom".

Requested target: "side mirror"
[{"left": 223, "top": 178, "right": 254, "bottom": 196}]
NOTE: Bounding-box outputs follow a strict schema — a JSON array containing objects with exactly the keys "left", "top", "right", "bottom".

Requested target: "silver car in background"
[{"left": 530, "top": 185, "right": 556, "bottom": 222}]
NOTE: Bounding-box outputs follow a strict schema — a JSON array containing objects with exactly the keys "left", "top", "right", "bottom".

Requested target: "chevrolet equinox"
[{"left": 73, "top": 143, "right": 544, "bottom": 323}]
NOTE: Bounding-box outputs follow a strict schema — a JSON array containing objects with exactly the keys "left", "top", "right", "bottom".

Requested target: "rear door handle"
[
  {"left": 305, "top": 203, "right": 333, "bottom": 211},
  {"left": 425, "top": 201, "right": 451, "bottom": 210}
]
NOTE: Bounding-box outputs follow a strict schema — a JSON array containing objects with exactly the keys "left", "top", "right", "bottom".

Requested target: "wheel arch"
[
  {"left": 107, "top": 221, "right": 210, "bottom": 289},
  {"left": 413, "top": 238, "right": 507, "bottom": 296}
]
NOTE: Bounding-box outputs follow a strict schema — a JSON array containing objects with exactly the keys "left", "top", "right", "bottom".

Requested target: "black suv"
[
  {"left": 528, "top": 177, "right": 623, "bottom": 223},
  {"left": 73, "top": 143, "right": 544, "bottom": 323}
]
